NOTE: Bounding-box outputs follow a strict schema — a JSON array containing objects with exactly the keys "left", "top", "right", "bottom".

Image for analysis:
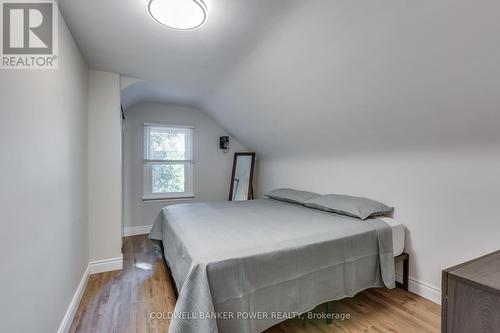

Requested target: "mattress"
[{"left": 378, "top": 217, "right": 405, "bottom": 257}]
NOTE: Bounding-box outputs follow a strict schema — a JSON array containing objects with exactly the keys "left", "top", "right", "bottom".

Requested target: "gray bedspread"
[{"left": 149, "top": 198, "right": 395, "bottom": 333}]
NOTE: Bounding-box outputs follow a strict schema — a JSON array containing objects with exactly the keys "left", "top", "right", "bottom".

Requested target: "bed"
[{"left": 149, "top": 198, "right": 405, "bottom": 333}]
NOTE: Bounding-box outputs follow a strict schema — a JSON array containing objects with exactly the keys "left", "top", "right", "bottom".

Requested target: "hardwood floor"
[{"left": 70, "top": 235, "right": 441, "bottom": 333}]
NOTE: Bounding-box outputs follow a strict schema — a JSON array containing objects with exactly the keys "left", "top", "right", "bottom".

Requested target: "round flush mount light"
[{"left": 147, "top": 0, "right": 207, "bottom": 31}]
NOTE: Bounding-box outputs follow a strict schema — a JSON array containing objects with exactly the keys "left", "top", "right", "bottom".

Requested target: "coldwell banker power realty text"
[{"left": 1, "top": 0, "right": 58, "bottom": 69}]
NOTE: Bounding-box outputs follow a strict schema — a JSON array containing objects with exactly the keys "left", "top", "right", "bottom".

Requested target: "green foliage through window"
[
  {"left": 152, "top": 164, "right": 185, "bottom": 193},
  {"left": 144, "top": 125, "right": 193, "bottom": 198},
  {"left": 151, "top": 131, "right": 186, "bottom": 160}
]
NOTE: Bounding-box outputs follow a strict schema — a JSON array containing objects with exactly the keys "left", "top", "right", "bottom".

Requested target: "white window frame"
[{"left": 143, "top": 123, "right": 194, "bottom": 201}]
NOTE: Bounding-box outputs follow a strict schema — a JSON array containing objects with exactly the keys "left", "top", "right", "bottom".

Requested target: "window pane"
[
  {"left": 152, "top": 164, "right": 185, "bottom": 193},
  {"left": 150, "top": 130, "right": 186, "bottom": 160}
]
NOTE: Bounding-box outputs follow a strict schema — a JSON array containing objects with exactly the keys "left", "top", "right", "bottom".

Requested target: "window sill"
[{"left": 142, "top": 195, "right": 194, "bottom": 203}]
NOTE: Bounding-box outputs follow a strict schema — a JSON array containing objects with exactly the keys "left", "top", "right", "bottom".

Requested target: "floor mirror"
[{"left": 229, "top": 152, "right": 256, "bottom": 201}]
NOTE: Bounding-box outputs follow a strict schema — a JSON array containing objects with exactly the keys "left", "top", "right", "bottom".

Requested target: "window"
[{"left": 143, "top": 124, "right": 194, "bottom": 200}]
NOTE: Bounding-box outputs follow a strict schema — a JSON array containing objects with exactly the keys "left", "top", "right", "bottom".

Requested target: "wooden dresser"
[{"left": 442, "top": 250, "right": 500, "bottom": 333}]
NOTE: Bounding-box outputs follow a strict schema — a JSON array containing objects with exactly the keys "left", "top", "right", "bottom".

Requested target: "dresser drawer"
[{"left": 442, "top": 251, "right": 500, "bottom": 333}]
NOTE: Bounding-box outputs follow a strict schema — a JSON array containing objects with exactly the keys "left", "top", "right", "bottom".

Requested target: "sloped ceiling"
[
  {"left": 60, "top": 0, "right": 500, "bottom": 158},
  {"left": 58, "top": 0, "right": 299, "bottom": 106}
]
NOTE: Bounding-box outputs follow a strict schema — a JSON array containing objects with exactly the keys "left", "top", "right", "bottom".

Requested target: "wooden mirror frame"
[{"left": 228, "top": 152, "right": 256, "bottom": 201}]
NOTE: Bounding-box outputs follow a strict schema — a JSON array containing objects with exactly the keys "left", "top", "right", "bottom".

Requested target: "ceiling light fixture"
[{"left": 147, "top": 0, "right": 207, "bottom": 31}]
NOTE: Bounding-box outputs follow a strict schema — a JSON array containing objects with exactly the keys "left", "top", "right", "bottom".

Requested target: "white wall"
[
  {"left": 124, "top": 103, "right": 246, "bottom": 228},
  {"left": 258, "top": 146, "right": 500, "bottom": 302},
  {"left": 0, "top": 13, "right": 89, "bottom": 333},
  {"left": 200, "top": 0, "right": 500, "bottom": 303},
  {"left": 88, "top": 70, "right": 122, "bottom": 262}
]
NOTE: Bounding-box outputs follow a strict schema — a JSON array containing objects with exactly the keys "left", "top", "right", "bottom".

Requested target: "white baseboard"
[
  {"left": 123, "top": 224, "right": 152, "bottom": 237},
  {"left": 57, "top": 264, "right": 90, "bottom": 333},
  {"left": 58, "top": 256, "right": 124, "bottom": 332},
  {"left": 89, "top": 255, "right": 123, "bottom": 274},
  {"left": 396, "top": 273, "right": 441, "bottom": 304}
]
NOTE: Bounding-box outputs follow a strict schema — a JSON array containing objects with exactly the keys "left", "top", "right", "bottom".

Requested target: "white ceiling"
[
  {"left": 60, "top": 0, "right": 500, "bottom": 157},
  {"left": 59, "top": 0, "right": 299, "bottom": 106}
]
